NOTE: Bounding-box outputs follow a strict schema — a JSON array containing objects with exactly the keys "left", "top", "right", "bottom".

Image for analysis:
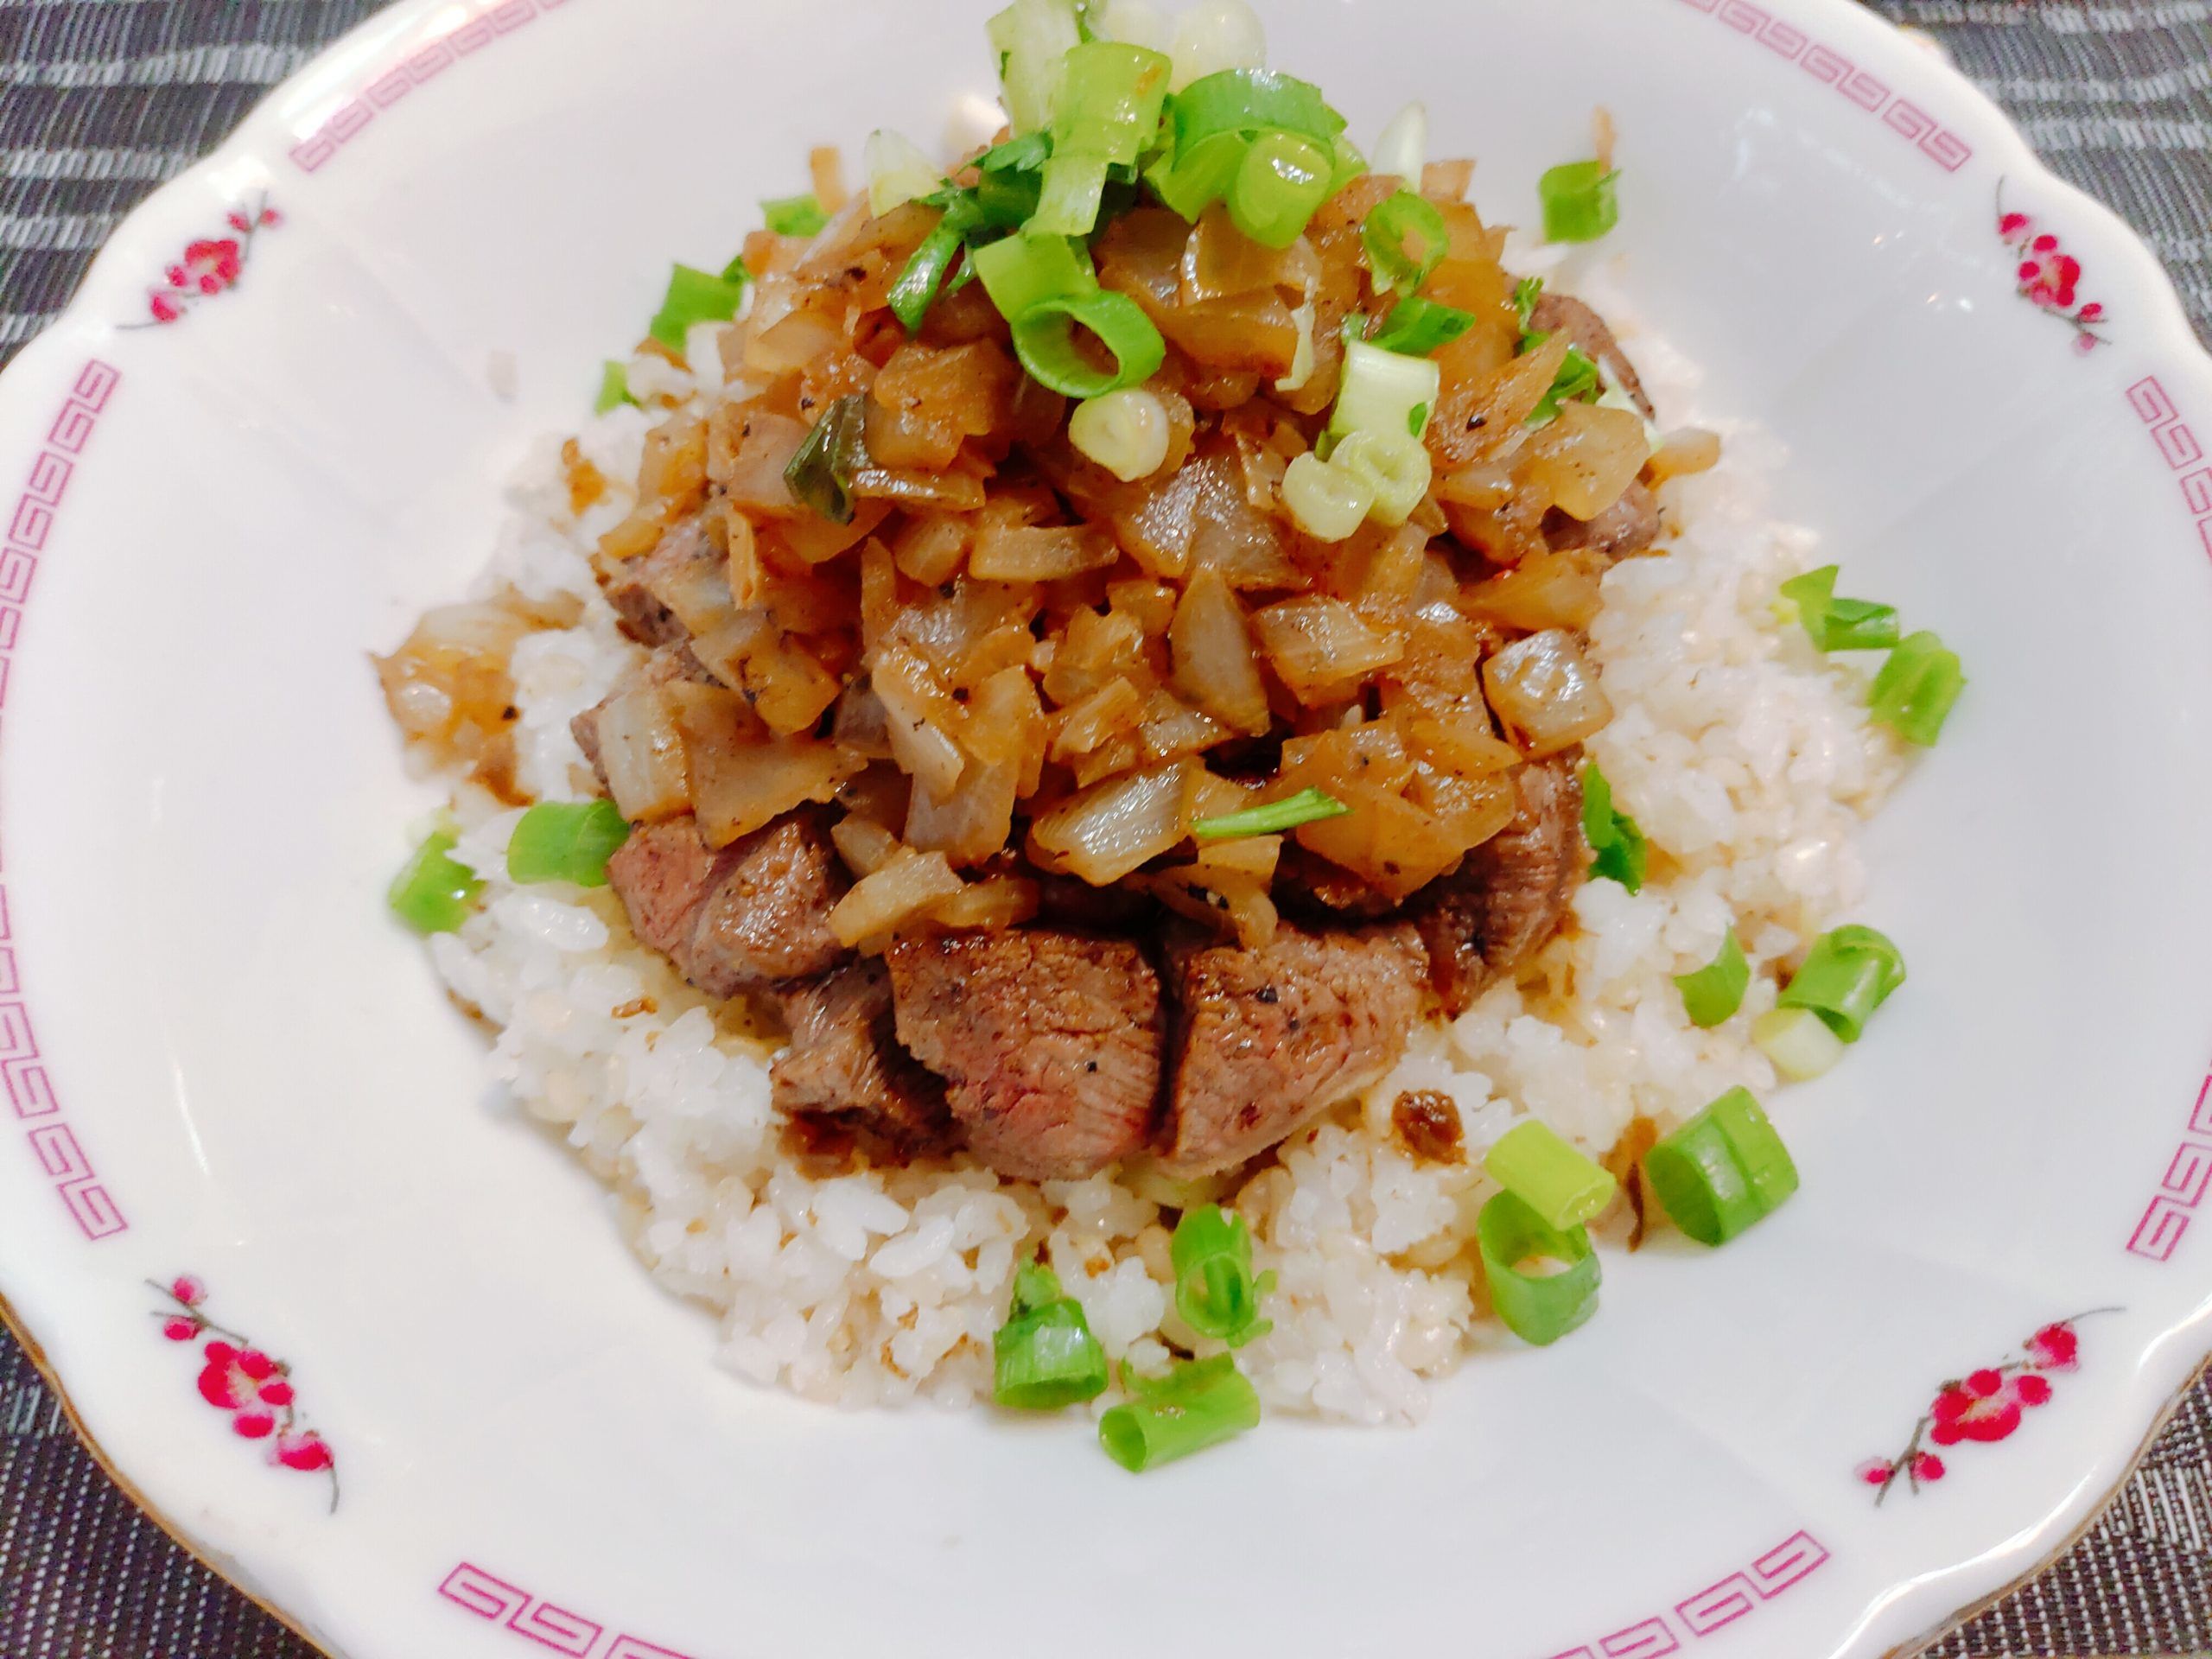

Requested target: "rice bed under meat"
[{"left": 416, "top": 262, "right": 1902, "bottom": 1425}]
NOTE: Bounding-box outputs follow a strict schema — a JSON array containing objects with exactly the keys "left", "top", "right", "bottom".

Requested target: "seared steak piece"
[
  {"left": 1547, "top": 480, "right": 1659, "bottom": 560},
  {"left": 602, "top": 513, "right": 721, "bottom": 647},
  {"left": 885, "top": 930, "right": 1163, "bottom": 1180},
  {"left": 571, "top": 644, "right": 714, "bottom": 784},
  {"left": 605, "top": 810, "right": 849, "bottom": 997},
  {"left": 772, "top": 960, "right": 954, "bottom": 1154},
  {"left": 1160, "top": 921, "right": 1428, "bottom": 1176},
  {"left": 1414, "top": 759, "right": 1586, "bottom": 1015},
  {"left": 1273, "top": 845, "right": 1401, "bottom": 922},
  {"left": 1529, "top": 293, "right": 1655, "bottom": 420}
]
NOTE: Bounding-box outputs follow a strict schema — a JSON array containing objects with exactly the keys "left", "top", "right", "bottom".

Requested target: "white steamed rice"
[{"left": 414, "top": 249, "right": 1904, "bottom": 1425}]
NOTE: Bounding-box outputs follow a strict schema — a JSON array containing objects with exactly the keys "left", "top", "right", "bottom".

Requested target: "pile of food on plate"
[{"left": 378, "top": 0, "right": 1961, "bottom": 1466}]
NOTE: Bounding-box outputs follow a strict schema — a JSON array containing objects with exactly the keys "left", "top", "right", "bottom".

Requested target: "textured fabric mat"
[{"left": 3, "top": 1, "right": 2210, "bottom": 1655}]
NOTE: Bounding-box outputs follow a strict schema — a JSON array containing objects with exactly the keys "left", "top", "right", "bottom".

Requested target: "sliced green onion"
[
  {"left": 1777, "top": 925, "right": 1905, "bottom": 1043},
  {"left": 1675, "top": 927, "right": 1749, "bottom": 1028},
  {"left": 865, "top": 129, "right": 946, "bottom": 216},
  {"left": 1098, "top": 1354, "right": 1261, "bottom": 1471},
  {"left": 507, "top": 799, "right": 632, "bottom": 888},
  {"left": 1642, "top": 1087, "right": 1798, "bottom": 1247},
  {"left": 1279, "top": 451, "right": 1374, "bottom": 540},
  {"left": 1369, "top": 296, "right": 1477, "bottom": 356},
  {"left": 1146, "top": 130, "right": 1249, "bottom": 220},
  {"left": 1476, "top": 1191, "right": 1600, "bottom": 1346},
  {"left": 1752, "top": 1006, "right": 1846, "bottom": 1083},
  {"left": 1512, "top": 274, "right": 1543, "bottom": 335},
  {"left": 761, "top": 193, "right": 829, "bottom": 238},
  {"left": 970, "top": 231, "right": 1096, "bottom": 321},
  {"left": 1052, "top": 41, "right": 1173, "bottom": 168},
  {"left": 593, "top": 359, "right": 634, "bottom": 415},
  {"left": 1870, "top": 631, "right": 1965, "bottom": 747},
  {"left": 1329, "top": 428, "right": 1432, "bottom": 527},
  {"left": 647, "top": 264, "right": 748, "bottom": 352},
  {"left": 889, "top": 220, "right": 968, "bottom": 334},
  {"left": 1228, "top": 128, "right": 1334, "bottom": 249},
  {"left": 1326, "top": 338, "right": 1440, "bottom": 451},
  {"left": 1033, "top": 151, "right": 1113, "bottom": 235},
  {"left": 389, "top": 830, "right": 483, "bottom": 935},
  {"left": 993, "top": 1259, "right": 1109, "bottom": 1409},
  {"left": 1483, "top": 1121, "right": 1617, "bottom": 1230},
  {"left": 1068, "top": 386, "right": 1172, "bottom": 480},
  {"left": 1777, "top": 565, "right": 1902, "bottom": 652},
  {"left": 1325, "top": 132, "right": 1368, "bottom": 194},
  {"left": 1539, "top": 158, "right": 1619, "bottom": 244},
  {"left": 1170, "top": 1205, "right": 1274, "bottom": 1347},
  {"left": 783, "top": 393, "right": 871, "bottom": 524},
  {"left": 1580, "top": 761, "right": 1647, "bottom": 894},
  {"left": 1192, "top": 786, "right": 1349, "bottom": 840},
  {"left": 988, "top": 0, "right": 1083, "bottom": 134},
  {"left": 1010, "top": 288, "right": 1166, "bottom": 397},
  {"left": 1370, "top": 99, "right": 1427, "bottom": 184},
  {"left": 1166, "top": 0, "right": 1268, "bottom": 91},
  {"left": 1171, "top": 67, "right": 1345, "bottom": 152},
  {"left": 1527, "top": 345, "right": 1601, "bottom": 426},
  {"left": 1360, "top": 189, "right": 1449, "bottom": 295},
  {"left": 976, "top": 131, "right": 1055, "bottom": 174}
]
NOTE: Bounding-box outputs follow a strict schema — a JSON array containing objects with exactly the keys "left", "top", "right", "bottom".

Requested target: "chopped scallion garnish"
[
  {"left": 1171, "top": 67, "right": 1347, "bottom": 153},
  {"left": 1777, "top": 925, "right": 1905, "bottom": 1043},
  {"left": 1192, "top": 786, "right": 1349, "bottom": 841},
  {"left": 1476, "top": 1191, "right": 1600, "bottom": 1346},
  {"left": 1752, "top": 1006, "right": 1846, "bottom": 1083},
  {"left": 1360, "top": 189, "right": 1449, "bottom": 295},
  {"left": 1010, "top": 286, "right": 1166, "bottom": 396},
  {"left": 648, "top": 264, "right": 749, "bottom": 352},
  {"left": 389, "top": 830, "right": 482, "bottom": 935},
  {"left": 1674, "top": 927, "right": 1749, "bottom": 1028},
  {"left": 761, "top": 193, "right": 830, "bottom": 238},
  {"left": 1641, "top": 1088, "right": 1798, "bottom": 1247},
  {"left": 1527, "top": 344, "right": 1601, "bottom": 426},
  {"left": 1229, "top": 128, "right": 1336, "bottom": 248},
  {"left": 593, "top": 359, "right": 634, "bottom": 415},
  {"left": 1483, "top": 1121, "right": 1617, "bottom": 1231},
  {"left": 1580, "top": 762, "right": 1647, "bottom": 894},
  {"left": 506, "top": 799, "right": 632, "bottom": 889},
  {"left": 1538, "top": 158, "right": 1619, "bottom": 243},
  {"left": 1870, "top": 630, "right": 1965, "bottom": 746},
  {"left": 1325, "top": 337, "right": 1440, "bottom": 452},
  {"left": 783, "top": 393, "right": 872, "bottom": 524},
  {"left": 994, "top": 1259, "right": 1109, "bottom": 1409},
  {"left": 1169, "top": 1205, "right": 1274, "bottom": 1347},
  {"left": 1098, "top": 1354, "right": 1261, "bottom": 1471},
  {"left": 1369, "top": 296, "right": 1477, "bottom": 357},
  {"left": 1778, "top": 566, "right": 1902, "bottom": 652},
  {"left": 1511, "top": 275, "right": 1544, "bottom": 336}
]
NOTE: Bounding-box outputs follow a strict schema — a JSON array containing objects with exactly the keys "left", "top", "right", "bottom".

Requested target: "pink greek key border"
[
  {"left": 287, "top": 0, "right": 577, "bottom": 175},
  {"left": 1538, "top": 1530, "right": 1829, "bottom": 1658},
  {"left": 2126, "top": 1062, "right": 2212, "bottom": 1264},
  {"left": 1675, "top": 0, "right": 1973, "bottom": 171},
  {"left": 439, "top": 1564, "right": 700, "bottom": 1659},
  {"left": 3, "top": 360, "right": 126, "bottom": 1242}
]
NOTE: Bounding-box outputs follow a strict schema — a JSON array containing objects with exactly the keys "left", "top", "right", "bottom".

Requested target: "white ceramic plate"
[{"left": 3, "top": 2, "right": 2211, "bottom": 1656}]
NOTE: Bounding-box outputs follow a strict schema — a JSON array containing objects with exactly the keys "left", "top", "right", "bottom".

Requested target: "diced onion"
[
  {"left": 1027, "top": 760, "right": 1197, "bottom": 886},
  {"left": 1168, "top": 567, "right": 1270, "bottom": 734},
  {"left": 865, "top": 129, "right": 944, "bottom": 217},
  {"left": 1250, "top": 595, "right": 1403, "bottom": 701},
  {"left": 829, "top": 848, "right": 967, "bottom": 947},
  {"left": 594, "top": 689, "right": 690, "bottom": 822},
  {"left": 1090, "top": 0, "right": 1173, "bottom": 50},
  {"left": 1482, "top": 629, "right": 1613, "bottom": 757},
  {"left": 1752, "top": 1007, "right": 1847, "bottom": 1082}
]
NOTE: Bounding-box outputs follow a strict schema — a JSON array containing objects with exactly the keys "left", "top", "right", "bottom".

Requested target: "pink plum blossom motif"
[
  {"left": 1998, "top": 186, "right": 2107, "bottom": 353},
  {"left": 130, "top": 195, "right": 283, "bottom": 327},
  {"left": 150, "top": 1275, "right": 338, "bottom": 1510},
  {"left": 1857, "top": 1308, "right": 2117, "bottom": 1504}
]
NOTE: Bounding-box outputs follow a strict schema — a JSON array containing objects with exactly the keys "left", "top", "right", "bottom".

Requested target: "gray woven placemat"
[{"left": 3, "top": 2, "right": 2210, "bottom": 1655}]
